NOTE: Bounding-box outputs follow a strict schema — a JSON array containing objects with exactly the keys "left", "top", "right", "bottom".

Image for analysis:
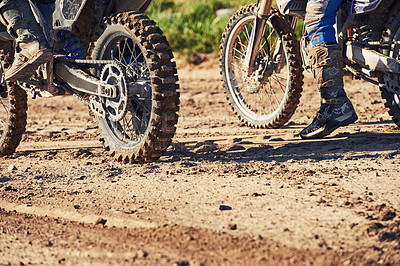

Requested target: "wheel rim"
[
  {"left": 224, "top": 15, "right": 290, "bottom": 122},
  {"left": 96, "top": 30, "right": 152, "bottom": 147}
]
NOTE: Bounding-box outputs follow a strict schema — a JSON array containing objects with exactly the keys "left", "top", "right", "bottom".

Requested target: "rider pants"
[{"left": 304, "top": 0, "right": 342, "bottom": 47}]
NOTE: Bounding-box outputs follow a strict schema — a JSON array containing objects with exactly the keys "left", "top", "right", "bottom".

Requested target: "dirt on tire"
[{"left": 0, "top": 56, "right": 399, "bottom": 265}]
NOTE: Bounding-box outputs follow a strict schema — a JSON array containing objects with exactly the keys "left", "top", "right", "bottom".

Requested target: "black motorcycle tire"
[
  {"left": 0, "top": 82, "right": 27, "bottom": 156},
  {"left": 90, "top": 12, "right": 179, "bottom": 163},
  {"left": 220, "top": 5, "right": 303, "bottom": 128},
  {"left": 380, "top": 4, "right": 400, "bottom": 127}
]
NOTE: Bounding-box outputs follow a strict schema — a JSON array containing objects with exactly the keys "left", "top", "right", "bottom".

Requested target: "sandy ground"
[{"left": 0, "top": 57, "right": 399, "bottom": 265}]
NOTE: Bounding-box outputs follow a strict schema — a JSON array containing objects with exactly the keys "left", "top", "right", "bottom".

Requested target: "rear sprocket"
[{"left": 100, "top": 63, "right": 128, "bottom": 122}]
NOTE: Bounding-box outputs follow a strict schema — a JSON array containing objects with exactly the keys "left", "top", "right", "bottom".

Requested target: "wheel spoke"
[
  {"left": 244, "top": 24, "right": 251, "bottom": 42},
  {"left": 233, "top": 47, "right": 245, "bottom": 57}
]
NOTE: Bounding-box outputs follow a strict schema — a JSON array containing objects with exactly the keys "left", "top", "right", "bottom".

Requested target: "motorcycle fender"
[
  {"left": 115, "top": 0, "right": 154, "bottom": 13},
  {"left": 345, "top": 43, "right": 400, "bottom": 74}
]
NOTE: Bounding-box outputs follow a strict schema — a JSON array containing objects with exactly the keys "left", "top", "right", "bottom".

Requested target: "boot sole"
[
  {"left": 6, "top": 49, "right": 52, "bottom": 81},
  {"left": 300, "top": 114, "right": 358, "bottom": 140}
]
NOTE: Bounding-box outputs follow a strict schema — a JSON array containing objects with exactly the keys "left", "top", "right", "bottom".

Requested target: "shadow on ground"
[{"left": 165, "top": 131, "right": 400, "bottom": 164}]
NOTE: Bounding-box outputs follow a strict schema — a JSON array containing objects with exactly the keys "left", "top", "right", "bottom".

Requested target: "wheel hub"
[{"left": 238, "top": 57, "right": 262, "bottom": 93}]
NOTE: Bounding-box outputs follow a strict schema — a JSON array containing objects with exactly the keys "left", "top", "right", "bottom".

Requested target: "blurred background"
[
  {"left": 147, "top": 0, "right": 259, "bottom": 63},
  {"left": 147, "top": 0, "right": 303, "bottom": 64}
]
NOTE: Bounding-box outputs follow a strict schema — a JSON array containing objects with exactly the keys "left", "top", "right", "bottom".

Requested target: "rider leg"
[
  {"left": 0, "top": 0, "right": 51, "bottom": 80},
  {"left": 299, "top": 0, "right": 357, "bottom": 139}
]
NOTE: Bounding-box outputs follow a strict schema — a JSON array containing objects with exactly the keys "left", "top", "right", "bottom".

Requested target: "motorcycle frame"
[{"left": 19, "top": 0, "right": 156, "bottom": 100}]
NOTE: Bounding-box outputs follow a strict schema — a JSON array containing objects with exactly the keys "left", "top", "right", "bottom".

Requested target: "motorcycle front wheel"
[
  {"left": 90, "top": 12, "right": 179, "bottom": 163},
  {"left": 220, "top": 4, "right": 303, "bottom": 128}
]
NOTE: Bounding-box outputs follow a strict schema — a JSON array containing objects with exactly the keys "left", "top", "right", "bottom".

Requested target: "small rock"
[
  {"left": 228, "top": 224, "right": 237, "bottom": 230},
  {"left": 136, "top": 249, "right": 148, "bottom": 259},
  {"left": 379, "top": 232, "right": 397, "bottom": 242},
  {"left": 219, "top": 205, "right": 232, "bottom": 211},
  {"left": 4, "top": 186, "right": 18, "bottom": 192},
  {"left": 0, "top": 177, "right": 11, "bottom": 183},
  {"left": 8, "top": 164, "right": 17, "bottom": 171},
  {"left": 185, "top": 235, "right": 194, "bottom": 241},
  {"left": 172, "top": 261, "right": 190, "bottom": 266},
  {"left": 95, "top": 218, "right": 107, "bottom": 226},
  {"left": 377, "top": 203, "right": 387, "bottom": 212},
  {"left": 73, "top": 205, "right": 81, "bottom": 209},
  {"left": 73, "top": 149, "right": 93, "bottom": 158},
  {"left": 255, "top": 235, "right": 263, "bottom": 240},
  {"left": 343, "top": 259, "right": 351, "bottom": 265},
  {"left": 74, "top": 175, "right": 86, "bottom": 180},
  {"left": 381, "top": 210, "right": 396, "bottom": 221}
]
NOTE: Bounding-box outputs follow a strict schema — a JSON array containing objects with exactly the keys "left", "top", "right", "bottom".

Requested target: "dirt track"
[{"left": 1, "top": 57, "right": 400, "bottom": 265}]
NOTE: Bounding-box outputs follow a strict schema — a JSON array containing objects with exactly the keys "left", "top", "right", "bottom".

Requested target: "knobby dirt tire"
[
  {"left": 220, "top": 5, "right": 303, "bottom": 128},
  {"left": 0, "top": 82, "right": 27, "bottom": 156},
  {"left": 89, "top": 12, "right": 179, "bottom": 163},
  {"left": 380, "top": 2, "right": 400, "bottom": 127}
]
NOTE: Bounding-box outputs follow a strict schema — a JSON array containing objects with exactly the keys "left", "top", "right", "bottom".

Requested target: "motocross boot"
[
  {"left": 299, "top": 43, "right": 358, "bottom": 139},
  {"left": 0, "top": 0, "right": 51, "bottom": 81}
]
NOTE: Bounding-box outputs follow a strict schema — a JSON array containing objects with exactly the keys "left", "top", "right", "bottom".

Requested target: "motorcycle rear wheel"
[
  {"left": 90, "top": 12, "right": 179, "bottom": 163},
  {"left": 0, "top": 82, "right": 27, "bottom": 156},
  {"left": 220, "top": 5, "right": 303, "bottom": 128},
  {"left": 380, "top": 5, "right": 400, "bottom": 127}
]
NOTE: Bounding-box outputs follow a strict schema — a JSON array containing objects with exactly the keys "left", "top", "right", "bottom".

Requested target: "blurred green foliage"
[
  {"left": 147, "top": 0, "right": 303, "bottom": 61},
  {"left": 147, "top": 0, "right": 253, "bottom": 60}
]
